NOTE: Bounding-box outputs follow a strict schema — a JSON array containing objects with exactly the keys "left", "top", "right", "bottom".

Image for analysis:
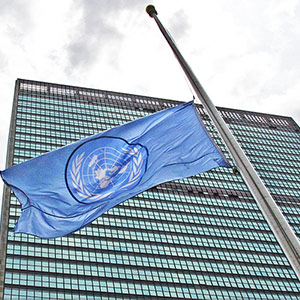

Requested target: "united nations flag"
[
  {"left": 0, "top": 101, "right": 230, "bottom": 238},
  {"left": 66, "top": 137, "right": 148, "bottom": 203}
]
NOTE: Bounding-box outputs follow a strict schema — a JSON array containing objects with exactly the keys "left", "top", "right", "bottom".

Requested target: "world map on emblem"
[{"left": 65, "top": 137, "right": 148, "bottom": 203}]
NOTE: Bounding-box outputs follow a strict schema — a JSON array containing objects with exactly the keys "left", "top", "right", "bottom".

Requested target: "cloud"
[
  {"left": 0, "top": 50, "right": 8, "bottom": 70},
  {"left": 168, "top": 10, "right": 190, "bottom": 41},
  {"left": 66, "top": 0, "right": 143, "bottom": 72},
  {"left": 0, "top": 0, "right": 34, "bottom": 40}
]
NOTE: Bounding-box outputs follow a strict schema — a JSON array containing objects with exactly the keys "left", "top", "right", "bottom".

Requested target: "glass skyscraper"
[{"left": 0, "top": 78, "right": 299, "bottom": 299}]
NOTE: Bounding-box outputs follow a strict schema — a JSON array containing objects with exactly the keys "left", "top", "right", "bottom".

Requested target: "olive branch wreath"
[
  {"left": 70, "top": 149, "right": 144, "bottom": 201},
  {"left": 70, "top": 152, "right": 92, "bottom": 199}
]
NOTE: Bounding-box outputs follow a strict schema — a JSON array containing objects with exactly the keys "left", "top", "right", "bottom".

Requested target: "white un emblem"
[{"left": 66, "top": 137, "right": 148, "bottom": 203}]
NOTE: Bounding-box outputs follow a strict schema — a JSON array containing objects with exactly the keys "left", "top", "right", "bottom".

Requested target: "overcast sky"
[{"left": 0, "top": 0, "right": 300, "bottom": 202}]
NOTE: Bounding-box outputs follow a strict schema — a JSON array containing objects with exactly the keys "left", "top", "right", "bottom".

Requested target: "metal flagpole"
[{"left": 146, "top": 5, "right": 300, "bottom": 279}]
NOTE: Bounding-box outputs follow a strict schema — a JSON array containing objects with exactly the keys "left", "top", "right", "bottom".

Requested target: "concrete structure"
[{"left": 0, "top": 79, "right": 299, "bottom": 299}]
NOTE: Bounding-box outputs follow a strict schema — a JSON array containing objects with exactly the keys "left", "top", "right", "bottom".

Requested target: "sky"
[{"left": 0, "top": 0, "right": 300, "bottom": 204}]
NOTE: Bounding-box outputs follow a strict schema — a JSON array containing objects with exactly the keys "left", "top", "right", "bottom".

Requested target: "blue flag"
[{"left": 1, "top": 101, "right": 229, "bottom": 238}]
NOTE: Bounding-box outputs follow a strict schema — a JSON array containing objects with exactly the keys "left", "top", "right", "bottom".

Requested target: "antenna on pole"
[{"left": 146, "top": 4, "right": 300, "bottom": 279}]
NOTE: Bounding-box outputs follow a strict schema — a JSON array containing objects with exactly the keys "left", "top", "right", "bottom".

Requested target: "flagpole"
[{"left": 146, "top": 5, "right": 300, "bottom": 279}]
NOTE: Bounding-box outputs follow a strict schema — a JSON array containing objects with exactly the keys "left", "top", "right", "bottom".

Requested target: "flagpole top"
[{"left": 146, "top": 5, "right": 158, "bottom": 17}]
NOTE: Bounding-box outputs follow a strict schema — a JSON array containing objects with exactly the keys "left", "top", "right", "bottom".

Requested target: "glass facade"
[{"left": 0, "top": 79, "right": 299, "bottom": 299}]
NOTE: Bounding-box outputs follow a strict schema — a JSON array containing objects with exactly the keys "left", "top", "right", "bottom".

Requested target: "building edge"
[{"left": 0, "top": 79, "right": 20, "bottom": 299}]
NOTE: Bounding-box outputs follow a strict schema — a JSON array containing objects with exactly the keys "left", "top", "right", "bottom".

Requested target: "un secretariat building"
[{"left": 0, "top": 78, "right": 299, "bottom": 300}]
